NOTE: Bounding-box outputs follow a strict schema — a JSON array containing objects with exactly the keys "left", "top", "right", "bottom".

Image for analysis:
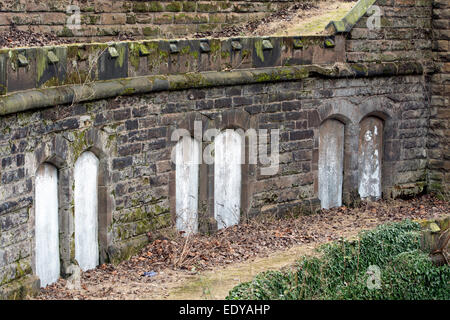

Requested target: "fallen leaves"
[{"left": 35, "top": 194, "right": 449, "bottom": 300}]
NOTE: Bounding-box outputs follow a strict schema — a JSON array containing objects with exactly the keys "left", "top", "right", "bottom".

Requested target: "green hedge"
[{"left": 226, "top": 220, "right": 450, "bottom": 300}]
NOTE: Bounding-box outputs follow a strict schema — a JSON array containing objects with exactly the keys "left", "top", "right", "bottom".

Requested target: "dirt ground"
[
  {"left": 195, "top": 1, "right": 356, "bottom": 38},
  {"left": 0, "top": 1, "right": 356, "bottom": 49},
  {"left": 33, "top": 194, "right": 449, "bottom": 300}
]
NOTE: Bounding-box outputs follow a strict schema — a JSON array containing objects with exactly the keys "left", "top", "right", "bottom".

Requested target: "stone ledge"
[
  {"left": 326, "top": 0, "right": 377, "bottom": 33},
  {"left": 0, "top": 34, "right": 346, "bottom": 96},
  {"left": 0, "top": 61, "right": 423, "bottom": 116}
]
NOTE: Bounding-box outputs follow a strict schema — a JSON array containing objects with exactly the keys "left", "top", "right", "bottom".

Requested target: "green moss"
[
  {"left": 210, "top": 41, "right": 220, "bottom": 54},
  {"left": 136, "top": 220, "right": 151, "bottom": 235},
  {"left": 122, "top": 87, "right": 136, "bottom": 95},
  {"left": 66, "top": 45, "right": 80, "bottom": 61},
  {"left": 72, "top": 130, "right": 88, "bottom": 159},
  {"left": 219, "top": 2, "right": 232, "bottom": 10},
  {"left": 183, "top": 1, "right": 196, "bottom": 12},
  {"left": 59, "top": 26, "right": 74, "bottom": 37},
  {"left": 242, "top": 49, "right": 251, "bottom": 60},
  {"left": 36, "top": 49, "right": 47, "bottom": 84},
  {"left": 252, "top": 68, "right": 305, "bottom": 83},
  {"left": 197, "top": 3, "right": 217, "bottom": 12},
  {"left": 129, "top": 43, "right": 144, "bottom": 70},
  {"left": 351, "top": 63, "right": 368, "bottom": 75},
  {"left": 148, "top": 1, "right": 164, "bottom": 12},
  {"left": 64, "top": 70, "right": 90, "bottom": 85},
  {"left": 169, "top": 73, "right": 210, "bottom": 90},
  {"left": 41, "top": 77, "right": 60, "bottom": 88},
  {"left": 254, "top": 39, "right": 264, "bottom": 62},
  {"left": 221, "top": 50, "right": 230, "bottom": 60},
  {"left": 143, "top": 26, "right": 159, "bottom": 37},
  {"left": 180, "top": 45, "right": 191, "bottom": 55},
  {"left": 133, "top": 2, "right": 148, "bottom": 12},
  {"left": 165, "top": 2, "right": 182, "bottom": 12},
  {"left": 115, "top": 44, "right": 127, "bottom": 69}
]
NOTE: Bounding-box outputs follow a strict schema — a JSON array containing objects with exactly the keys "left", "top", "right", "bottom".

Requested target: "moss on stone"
[
  {"left": 165, "top": 2, "right": 182, "bottom": 12},
  {"left": 59, "top": 26, "right": 74, "bottom": 37},
  {"left": 132, "top": 2, "right": 148, "bottom": 12},
  {"left": 148, "top": 1, "right": 163, "bottom": 12},
  {"left": 143, "top": 26, "right": 159, "bottom": 37},
  {"left": 71, "top": 130, "right": 88, "bottom": 159},
  {"left": 254, "top": 39, "right": 265, "bottom": 62},
  {"left": 183, "top": 1, "right": 196, "bottom": 12},
  {"left": 129, "top": 43, "right": 143, "bottom": 70},
  {"left": 41, "top": 77, "right": 60, "bottom": 88}
]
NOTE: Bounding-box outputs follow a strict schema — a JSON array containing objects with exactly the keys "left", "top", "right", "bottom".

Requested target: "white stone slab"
[
  {"left": 35, "top": 163, "right": 60, "bottom": 287},
  {"left": 319, "top": 119, "right": 345, "bottom": 209},
  {"left": 214, "top": 130, "right": 242, "bottom": 229},
  {"left": 74, "top": 151, "right": 99, "bottom": 271},
  {"left": 175, "top": 137, "right": 201, "bottom": 235}
]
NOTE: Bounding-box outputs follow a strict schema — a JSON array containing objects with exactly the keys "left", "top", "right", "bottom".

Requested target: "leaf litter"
[{"left": 35, "top": 194, "right": 449, "bottom": 300}]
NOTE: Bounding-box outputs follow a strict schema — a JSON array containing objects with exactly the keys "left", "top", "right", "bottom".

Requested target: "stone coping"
[
  {"left": 0, "top": 61, "right": 423, "bottom": 116},
  {"left": 0, "top": 34, "right": 346, "bottom": 97},
  {"left": 326, "top": 0, "right": 377, "bottom": 33}
]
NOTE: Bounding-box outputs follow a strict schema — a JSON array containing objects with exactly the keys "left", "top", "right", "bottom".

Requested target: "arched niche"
[
  {"left": 35, "top": 163, "right": 60, "bottom": 287},
  {"left": 74, "top": 151, "right": 99, "bottom": 271},
  {"left": 175, "top": 136, "right": 201, "bottom": 235},
  {"left": 358, "top": 117, "right": 383, "bottom": 200},
  {"left": 214, "top": 129, "right": 243, "bottom": 229},
  {"left": 318, "top": 119, "right": 345, "bottom": 209}
]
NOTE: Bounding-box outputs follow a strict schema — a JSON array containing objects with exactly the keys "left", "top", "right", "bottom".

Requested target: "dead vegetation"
[
  {"left": 0, "top": 1, "right": 356, "bottom": 49},
  {"left": 34, "top": 194, "right": 449, "bottom": 300},
  {"left": 195, "top": 0, "right": 357, "bottom": 38}
]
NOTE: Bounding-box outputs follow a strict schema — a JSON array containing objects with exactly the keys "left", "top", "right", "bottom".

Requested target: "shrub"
[{"left": 226, "top": 220, "right": 450, "bottom": 300}]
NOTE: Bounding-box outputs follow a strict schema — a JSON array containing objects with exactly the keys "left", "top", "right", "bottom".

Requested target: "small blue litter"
[{"left": 143, "top": 271, "right": 157, "bottom": 277}]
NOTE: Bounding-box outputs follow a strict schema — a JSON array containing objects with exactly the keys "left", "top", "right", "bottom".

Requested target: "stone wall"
[
  {"left": 0, "top": 0, "right": 447, "bottom": 298},
  {"left": 0, "top": 0, "right": 304, "bottom": 40},
  {"left": 0, "top": 71, "right": 428, "bottom": 297},
  {"left": 429, "top": 0, "right": 450, "bottom": 197},
  {"left": 346, "top": 0, "right": 433, "bottom": 69}
]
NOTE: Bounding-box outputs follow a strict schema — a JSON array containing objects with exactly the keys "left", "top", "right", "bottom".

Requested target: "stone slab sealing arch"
[
  {"left": 318, "top": 119, "right": 345, "bottom": 209},
  {"left": 74, "top": 151, "right": 100, "bottom": 271},
  {"left": 358, "top": 117, "right": 383, "bottom": 200},
  {"left": 35, "top": 163, "right": 60, "bottom": 287},
  {"left": 175, "top": 136, "right": 201, "bottom": 235},
  {"left": 214, "top": 129, "right": 243, "bottom": 229}
]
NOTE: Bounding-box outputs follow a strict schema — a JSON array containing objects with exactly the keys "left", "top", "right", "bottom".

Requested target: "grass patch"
[{"left": 227, "top": 220, "right": 450, "bottom": 300}]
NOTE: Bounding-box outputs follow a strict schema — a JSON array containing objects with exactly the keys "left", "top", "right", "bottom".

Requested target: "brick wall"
[
  {"left": 428, "top": 0, "right": 449, "bottom": 196},
  {"left": 0, "top": 0, "right": 303, "bottom": 40}
]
